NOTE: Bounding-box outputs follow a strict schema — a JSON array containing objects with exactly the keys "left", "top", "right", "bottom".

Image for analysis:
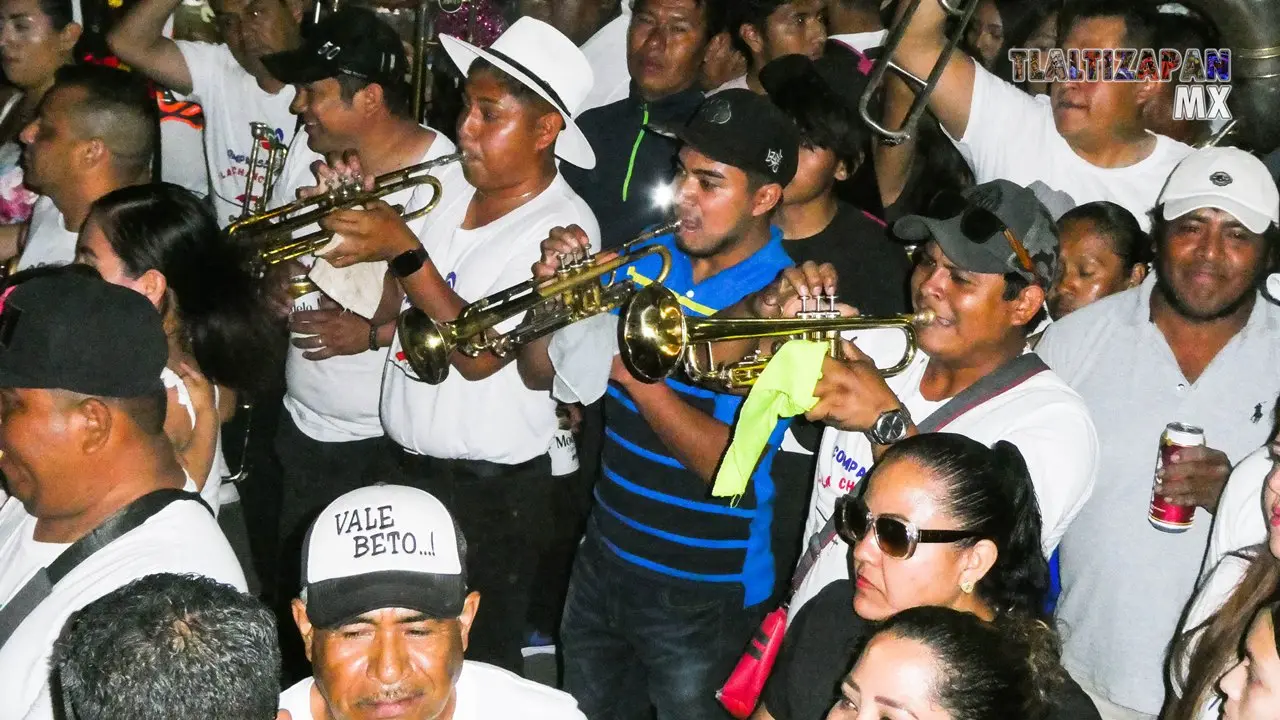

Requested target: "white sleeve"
[
  {"left": 951, "top": 63, "right": 1059, "bottom": 185},
  {"left": 1204, "top": 447, "right": 1270, "bottom": 577},
  {"left": 998, "top": 399, "right": 1100, "bottom": 554},
  {"left": 492, "top": 203, "right": 600, "bottom": 335},
  {"left": 173, "top": 40, "right": 225, "bottom": 104}
]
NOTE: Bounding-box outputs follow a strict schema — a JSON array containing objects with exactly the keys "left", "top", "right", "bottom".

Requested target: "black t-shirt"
[
  {"left": 761, "top": 580, "right": 1104, "bottom": 720},
  {"left": 781, "top": 202, "right": 912, "bottom": 317}
]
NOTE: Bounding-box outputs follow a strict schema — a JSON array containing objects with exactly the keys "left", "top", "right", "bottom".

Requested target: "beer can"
[
  {"left": 1149, "top": 422, "right": 1206, "bottom": 533},
  {"left": 549, "top": 405, "right": 579, "bottom": 477},
  {"left": 288, "top": 275, "right": 322, "bottom": 314}
]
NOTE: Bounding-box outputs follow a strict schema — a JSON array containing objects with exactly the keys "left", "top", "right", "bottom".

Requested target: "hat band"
[{"left": 485, "top": 48, "right": 569, "bottom": 117}]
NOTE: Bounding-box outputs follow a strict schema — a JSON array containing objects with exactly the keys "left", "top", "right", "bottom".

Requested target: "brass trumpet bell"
[
  {"left": 620, "top": 283, "right": 935, "bottom": 390},
  {"left": 398, "top": 220, "right": 681, "bottom": 384}
]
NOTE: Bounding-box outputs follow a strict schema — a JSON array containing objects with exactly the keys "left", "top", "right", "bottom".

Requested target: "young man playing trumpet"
[
  {"left": 302, "top": 17, "right": 600, "bottom": 674},
  {"left": 253, "top": 7, "right": 459, "bottom": 615},
  {"left": 521, "top": 88, "right": 799, "bottom": 720},
  {"left": 758, "top": 180, "right": 1100, "bottom": 620}
]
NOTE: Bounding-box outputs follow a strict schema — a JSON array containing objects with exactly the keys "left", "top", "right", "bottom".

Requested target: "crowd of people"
[{"left": 0, "top": 0, "right": 1279, "bottom": 718}]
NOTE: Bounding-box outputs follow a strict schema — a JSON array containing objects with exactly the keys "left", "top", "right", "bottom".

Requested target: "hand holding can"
[{"left": 1150, "top": 423, "right": 1205, "bottom": 533}]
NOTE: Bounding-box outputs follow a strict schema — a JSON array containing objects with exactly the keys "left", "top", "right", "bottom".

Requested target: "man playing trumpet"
[
  {"left": 752, "top": 179, "right": 1101, "bottom": 625},
  {"left": 301, "top": 17, "right": 600, "bottom": 674},
  {"left": 251, "top": 7, "right": 460, "bottom": 616},
  {"left": 522, "top": 88, "right": 800, "bottom": 720}
]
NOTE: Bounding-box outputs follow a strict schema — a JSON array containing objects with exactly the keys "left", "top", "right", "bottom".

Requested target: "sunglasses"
[
  {"left": 834, "top": 494, "right": 982, "bottom": 560},
  {"left": 926, "top": 192, "right": 1042, "bottom": 283}
]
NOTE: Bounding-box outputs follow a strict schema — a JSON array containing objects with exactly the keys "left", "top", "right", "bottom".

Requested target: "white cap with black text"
[{"left": 300, "top": 484, "right": 469, "bottom": 628}]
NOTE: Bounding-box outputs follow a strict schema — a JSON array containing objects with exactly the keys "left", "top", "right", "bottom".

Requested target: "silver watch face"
[{"left": 872, "top": 410, "right": 909, "bottom": 444}]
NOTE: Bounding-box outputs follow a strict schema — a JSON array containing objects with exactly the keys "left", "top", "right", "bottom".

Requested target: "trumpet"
[
  {"left": 227, "top": 152, "right": 463, "bottom": 267},
  {"left": 619, "top": 283, "right": 935, "bottom": 391},
  {"left": 398, "top": 220, "right": 680, "bottom": 384}
]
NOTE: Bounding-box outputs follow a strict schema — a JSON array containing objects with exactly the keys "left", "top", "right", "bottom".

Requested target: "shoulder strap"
[
  {"left": 788, "top": 352, "right": 1051, "bottom": 597},
  {"left": 0, "top": 488, "right": 208, "bottom": 649}
]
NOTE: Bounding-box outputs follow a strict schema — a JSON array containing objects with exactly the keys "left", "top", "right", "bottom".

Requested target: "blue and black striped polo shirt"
[{"left": 592, "top": 227, "right": 794, "bottom": 608}]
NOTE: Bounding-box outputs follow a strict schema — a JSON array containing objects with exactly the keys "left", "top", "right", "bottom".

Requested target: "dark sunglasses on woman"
[{"left": 834, "top": 494, "right": 983, "bottom": 560}]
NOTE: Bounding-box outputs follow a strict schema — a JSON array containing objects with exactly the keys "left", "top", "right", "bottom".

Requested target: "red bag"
[{"left": 716, "top": 605, "right": 789, "bottom": 718}]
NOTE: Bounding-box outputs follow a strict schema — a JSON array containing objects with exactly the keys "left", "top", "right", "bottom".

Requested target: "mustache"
[{"left": 353, "top": 687, "right": 425, "bottom": 707}]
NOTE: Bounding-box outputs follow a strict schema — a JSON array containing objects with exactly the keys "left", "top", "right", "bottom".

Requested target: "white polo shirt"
[
  {"left": 380, "top": 172, "right": 600, "bottom": 464},
  {"left": 175, "top": 41, "right": 296, "bottom": 228},
  {"left": 279, "top": 661, "right": 588, "bottom": 719},
  {"left": 15, "top": 196, "right": 77, "bottom": 272},
  {"left": 1038, "top": 274, "right": 1280, "bottom": 715},
  {"left": 790, "top": 329, "right": 1099, "bottom": 618},
  {"left": 277, "top": 128, "right": 458, "bottom": 444},
  {"left": 953, "top": 63, "right": 1192, "bottom": 231}
]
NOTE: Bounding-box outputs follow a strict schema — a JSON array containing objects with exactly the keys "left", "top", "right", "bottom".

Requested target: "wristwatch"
[
  {"left": 867, "top": 407, "right": 912, "bottom": 446},
  {"left": 390, "top": 246, "right": 429, "bottom": 278}
]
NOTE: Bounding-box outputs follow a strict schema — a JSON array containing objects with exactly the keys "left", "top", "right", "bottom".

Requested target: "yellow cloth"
[{"left": 712, "top": 340, "right": 829, "bottom": 499}]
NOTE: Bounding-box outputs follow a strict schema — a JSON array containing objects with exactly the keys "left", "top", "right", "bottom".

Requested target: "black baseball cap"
[
  {"left": 0, "top": 269, "right": 167, "bottom": 397},
  {"left": 653, "top": 89, "right": 801, "bottom": 187},
  {"left": 894, "top": 179, "right": 1060, "bottom": 284},
  {"left": 262, "top": 7, "right": 406, "bottom": 86}
]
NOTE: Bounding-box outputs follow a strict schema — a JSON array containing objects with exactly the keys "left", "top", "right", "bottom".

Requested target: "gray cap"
[{"left": 894, "top": 179, "right": 1060, "bottom": 284}]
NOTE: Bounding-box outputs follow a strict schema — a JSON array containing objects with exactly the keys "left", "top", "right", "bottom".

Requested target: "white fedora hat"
[{"left": 441, "top": 17, "right": 596, "bottom": 170}]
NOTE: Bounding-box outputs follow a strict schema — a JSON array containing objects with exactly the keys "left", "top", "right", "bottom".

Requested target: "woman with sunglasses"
[
  {"left": 1220, "top": 600, "right": 1280, "bottom": 720},
  {"left": 827, "top": 605, "right": 1062, "bottom": 720},
  {"left": 752, "top": 433, "right": 1098, "bottom": 720}
]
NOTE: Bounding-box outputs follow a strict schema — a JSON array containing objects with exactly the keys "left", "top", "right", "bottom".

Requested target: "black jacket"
[{"left": 562, "top": 84, "right": 705, "bottom": 249}]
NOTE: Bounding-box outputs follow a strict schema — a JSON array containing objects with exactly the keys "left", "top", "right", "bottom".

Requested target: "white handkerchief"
[
  {"left": 308, "top": 236, "right": 387, "bottom": 320},
  {"left": 550, "top": 313, "right": 619, "bottom": 404}
]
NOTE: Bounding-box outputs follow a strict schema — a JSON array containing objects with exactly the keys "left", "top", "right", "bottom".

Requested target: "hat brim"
[
  {"left": 440, "top": 34, "right": 596, "bottom": 170},
  {"left": 646, "top": 120, "right": 789, "bottom": 188},
  {"left": 304, "top": 570, "right": 467, "bottom": 629},
  {"left": 261, "top": 48, "right": 337, "bottom": 85},
  {"left": 893, "top": 214, "right": 1010, "bottom": 275},
  {"left": 1163, "top": 193, "right": 1275, "bottom": 235}
]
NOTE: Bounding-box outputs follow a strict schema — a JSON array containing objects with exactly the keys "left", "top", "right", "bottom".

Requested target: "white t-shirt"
[
  {"left": 790, "top": 331, "right": 1099, "bottom": 618},
  {"left": 157, "top": 91, "right": 210, "bottom": 198},
  {"left": 0, "top": 493, "right": 247, "bottom": 719},
  {"left": 1170, "top": 551, "right": 1253, "bottom": 720},
  {"left": 709, "top": 74, "right": 751, "bottom": 95},
  {"left": 1203, "top": 444, "right": 1270, "bottom": 576},
  {"left": 381, "top": 172, "right": 600, "bottom": 464},
  {"left": 175, "top": 41, "right": 296, "bottom": 228},
  {"left": 955, "top": 63, "right": 1193, "bottom": 231},
  {"left": 579, "top": 6, "right": 632, "bottom": 113},
  {"left": 280, "top": 661, "right": 587, "bottom": 719},
  {"left": 277, "top": 128, "right": 456, "bottom": 444},
  {"left": 15, "top": 196, "right": 77, "bottom": 271}
]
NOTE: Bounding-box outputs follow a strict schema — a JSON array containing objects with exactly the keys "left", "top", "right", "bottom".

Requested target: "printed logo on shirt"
[
  {"left": 820, "top": 444, "right": 869, "bottom": 493},
  {"left": 445, "top": 272, "right": 457, "bottom": 289}
]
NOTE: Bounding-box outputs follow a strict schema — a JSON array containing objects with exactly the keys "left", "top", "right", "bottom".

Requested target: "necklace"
[{"left": 476, "top": 186, "right": 540, "bottom": 203}]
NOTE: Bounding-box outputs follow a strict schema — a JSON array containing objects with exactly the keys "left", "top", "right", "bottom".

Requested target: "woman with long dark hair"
[
  {"left": 1219, "top": 600, "right": 1280, "bottom": 720},
  {"left": 74, "top": 181, "right": 281, "bottom": 512},
  {"left": 828, "top": 606, "right": 1064, "bottom": 720},
  {"left": 752, "top": 433, "right": 1098, "bottom": 720},
  {"left": 1165, "top": 422, "right": 1280, "bottom": 720}
]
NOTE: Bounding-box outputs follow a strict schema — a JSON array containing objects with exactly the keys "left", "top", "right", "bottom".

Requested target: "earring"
[{"left": 960, "top": 579, "right": 974, "bottom": 594}]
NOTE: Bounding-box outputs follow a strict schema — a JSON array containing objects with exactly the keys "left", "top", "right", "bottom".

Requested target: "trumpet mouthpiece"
[{"left": 912, "top": 309, "right": 937, "bottom": 325}]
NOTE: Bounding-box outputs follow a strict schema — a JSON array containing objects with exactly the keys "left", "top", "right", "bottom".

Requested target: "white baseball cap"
[
  {"left": 300, "top": 484, "right": 467, "bottom": 628},
  {"left": 441, "top": 17, "right": 596, "bottom": 169},
  {"left": 1159, "top": 147, "right": 1280, "bottom": 234}
]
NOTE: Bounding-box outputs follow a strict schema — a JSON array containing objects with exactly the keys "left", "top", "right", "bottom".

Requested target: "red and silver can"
[{"left": 1149, "top": 422, "right": 1206, "bottom": 533}]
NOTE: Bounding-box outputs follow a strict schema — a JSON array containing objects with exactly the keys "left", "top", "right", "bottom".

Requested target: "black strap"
[
  {"left": 787, "top": 352, "right": 1051, "bottom": 597},
  {"left": 485, "top": 48, "right": 570, "bottom": 117},
  {"left": 0, "top": 488, "right": 209, "bottom": 649}
]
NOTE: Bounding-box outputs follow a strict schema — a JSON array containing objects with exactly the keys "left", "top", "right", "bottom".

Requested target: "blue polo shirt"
[{"left": 592, "top": 226, "right": 794, "bottom": 608}]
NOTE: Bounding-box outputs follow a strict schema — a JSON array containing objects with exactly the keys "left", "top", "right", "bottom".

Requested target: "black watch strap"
[{"left": 390, "top": 247, "right": 429, "bottom": 278}]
